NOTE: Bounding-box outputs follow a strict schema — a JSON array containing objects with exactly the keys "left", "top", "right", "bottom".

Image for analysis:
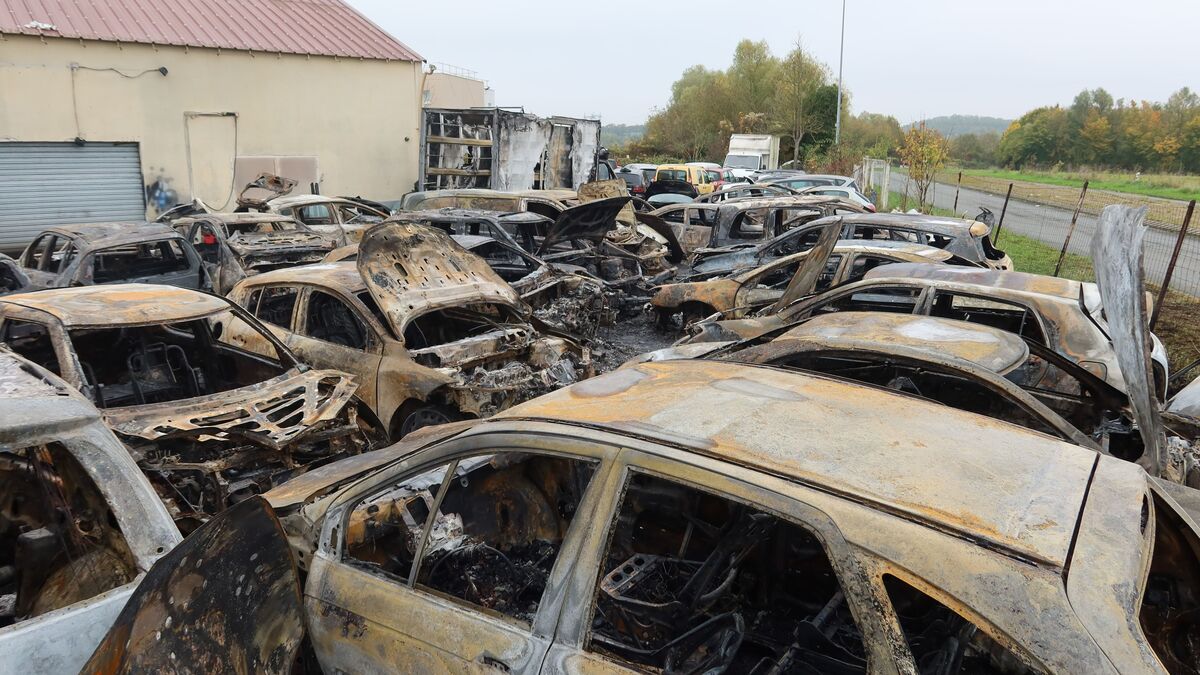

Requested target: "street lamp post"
[{"left": 834, "top": 0, "right": 846, "bottom": 144}]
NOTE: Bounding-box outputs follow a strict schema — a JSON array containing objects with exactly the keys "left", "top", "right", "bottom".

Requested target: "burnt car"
[
  {"left": 228, "top": 222, "right": 591, "bottom": 440},
  {"left": 692, "top": 182, "right": 800, "bottom": 204},
  {"left": 95, "top": 359, "right": 1200, "bottom": 673},
  {"left": 652, "top": 241, "right": 972, "bottom": 327},
  {"left": 692, "top": 211, "right": 1011, "bottom": 276},
  {"left": 172, "top": 212, "right": 340, "bottom": 294},
  {"left": 0, "top": 253, "right": 32, "bottom": 295},
  {"left": 0, "top": 348, "right": 181, "bottom": 674},
  {"left": 14, "top": 223, "right": 207, "bottom": 292},
  {"left": 685, "top": 263, "right": 1170, "bottom": 400},
  {"left": 652, "top": 195, "right": 867, "bottom": 257},
  {"left": 232, "top": 173, "right": 389, "bottom": 243},
  {"left": 0, "top": 284, "right": 378, "bottom": 531},
  {"left": 399, "top": 187, "right": 582, "bottom": 222}
]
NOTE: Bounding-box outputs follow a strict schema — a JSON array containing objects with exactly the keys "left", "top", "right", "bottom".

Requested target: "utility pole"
[{"left": 834, "top": 0, "right": 846, "bottom": 144}]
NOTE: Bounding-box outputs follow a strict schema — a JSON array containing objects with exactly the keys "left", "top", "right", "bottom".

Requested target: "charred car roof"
[
  {"left": 492, "top": 358, "right": 1101, "bottom": 566},
  {"left": 0, "top": 283, "right": 230, "bottom": 327},
  {"left": 821, "top": 212, "right": 991, "bottom": 235},
  {"left": 41, "top": 221, "right": 187, "bottom": 247},
  {"left": 863, "top": 262, "right": 1085, "bottom": 299},
  {"left": 763, "top": 312, "right": 1031, "bottom": 375},
  {"left": 245, "top": 261, "right": 368, "bottom": 293}
]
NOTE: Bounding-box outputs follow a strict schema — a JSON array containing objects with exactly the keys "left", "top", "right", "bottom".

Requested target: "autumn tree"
[
  {"left": 898, "top": 122, "right": 950, "bottom": 209},
  {"left": 773, "top": 39, "right": 829, "bottom": 165}
]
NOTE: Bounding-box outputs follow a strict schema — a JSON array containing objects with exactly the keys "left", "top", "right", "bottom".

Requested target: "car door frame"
[
  {"left": 303, "top": 429, "right": 624, "bottom": 674},
  {"left": 540, "top": 443, "right": 903, "bottom": 674},
  {"left": 289, "top": 285, "right": 384, "bottom": 411}
]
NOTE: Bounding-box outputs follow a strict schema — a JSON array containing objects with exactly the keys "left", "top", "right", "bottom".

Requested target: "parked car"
[
  {"left": 799, "top": 184, "right": 877, "bottom": 212},
  {"left": 761, "top": 173, "right": 860, "bottom": 192},
  {"left": 616, "top": 168, "right": 647, "bottom": 198},
  {"left": 652, "top": 240, "right": 973, "bottom": 326},
  {"left": 95, "top": 358, "right": 1200, "bottom": 674},
  {"left": 693, "top": 183, "right": 800, "bottom": 204},
  {"left": 652, "top": 195, "right": 866, "bottom": 256},
  {"left": 685, "top": 263, "right": 1170, "bottom": 399},
  {"left": 0, "top": 348, "right": 182, "bottom": 675},
  {"left": 172, "top": 213, "right": 340, "bottom": 294},
  {"left": 691, "top": 212, "right": 1012, "bottom": 274},
  {"left": 227, "top": 221, "right": 592, "bottom": 440},
  {"left": 0, "top": 284, "right": 380, "bottom": 531},
  {"left": 653, "top": 164, "right": 715, "bottom": 195},
  {"left": 14, "top": 223, "right": 207, "bottom": 292},
  {"left": 232, "top": 172, "right": 389, "bottom": 243}
]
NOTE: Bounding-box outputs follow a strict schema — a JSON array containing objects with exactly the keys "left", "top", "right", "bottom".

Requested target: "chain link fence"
[{"left": 859, "top": 160, "right": 1200, "bottom": 386}]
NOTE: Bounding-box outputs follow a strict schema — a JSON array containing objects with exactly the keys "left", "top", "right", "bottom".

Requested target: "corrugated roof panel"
[{"left": 0, "top": 0, "right": 422, "bottom": 62}]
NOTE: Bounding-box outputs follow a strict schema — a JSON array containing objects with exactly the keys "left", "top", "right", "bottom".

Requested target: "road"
[{"left": 886, "top": 173, "right": 1200, "bottom": 296}]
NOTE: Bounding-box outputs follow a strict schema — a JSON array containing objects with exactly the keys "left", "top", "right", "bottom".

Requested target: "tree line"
[{"left": 614, "top": 39, "right": 905, "bottom": 173}]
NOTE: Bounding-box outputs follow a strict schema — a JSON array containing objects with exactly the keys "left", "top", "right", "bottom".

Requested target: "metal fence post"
[
  {"left": 901, "top": 171, "right": 910, "bottom": 211},
  {"left": 1151, "top": 199, "right": 1196, "bottom": 330},
  {"left": 952, "top": 171, "right": 962, "bottom": 213},
  {"left": 881, "top": 162, "right": 890, "bottom": 211},
  {"left": 1053, "top": 181, "right": 1090, "bottom": 277},
  {"left": 993, "top": 183, "right": 1014, "bottom": 243}
]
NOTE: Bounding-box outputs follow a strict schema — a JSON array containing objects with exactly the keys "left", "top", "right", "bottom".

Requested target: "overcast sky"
[{"left": 348, "top": 0, "right": 1199, "bottom": 126}]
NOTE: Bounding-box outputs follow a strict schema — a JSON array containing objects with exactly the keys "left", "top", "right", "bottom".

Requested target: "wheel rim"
[{"left": 401, "top": 407, "right": 452, "bottom": 436}]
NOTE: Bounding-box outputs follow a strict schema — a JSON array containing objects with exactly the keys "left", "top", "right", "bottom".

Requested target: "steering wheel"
[{"left": 664, "top": 613, "right": 745, "bottom": 675}]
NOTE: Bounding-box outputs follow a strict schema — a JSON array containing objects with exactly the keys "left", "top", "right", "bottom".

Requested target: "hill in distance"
[
  {"left": 601, "top": 124, "right": 645, "bottom": 146},
  {"left": 904, "top": 115, "right": 1011, "bottom": 138}
]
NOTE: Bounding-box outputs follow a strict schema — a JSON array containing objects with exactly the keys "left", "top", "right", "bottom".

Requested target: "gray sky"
[{"left": 348, "top": 0, "right": 1199, "bottom": 126}]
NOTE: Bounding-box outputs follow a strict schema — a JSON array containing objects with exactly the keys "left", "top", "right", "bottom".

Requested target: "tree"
[
  {"left": 772, "top": 39, "right": 828, "bottom": 165},
  {"left": 898, "top": 122, "right": 950, "bottom": 209}
]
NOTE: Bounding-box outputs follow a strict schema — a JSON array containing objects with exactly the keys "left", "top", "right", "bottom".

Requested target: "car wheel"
[{"left": 398, "top": 404, "right": 457, "bottom": 438}]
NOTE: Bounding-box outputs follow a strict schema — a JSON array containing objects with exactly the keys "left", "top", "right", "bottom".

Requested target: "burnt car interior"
[
  {"left": 1140, "top": 493, "right": 1200, "bottom": 674},
  {"left": 403, "top": 303, "right": 527, "bottom": 353},
  {"left": 929, "top": 293, "right": 1047, "bottom": 344},
  {"left": 0, "top": 443, "right": 136, "bottom": 627},
  {"left": 0, "top": 264, "right": 24, "bottom": 293},
  {"left": 738, "top": 351, "right": 1064, "bottom": 439},
  {"left": 588, "top": 473, "right": 868, "bottom": 674},
  {"left": 62, "top": 317, "right": 284, "bottom": 408},
  {"left": 344, "top": 453, "right": 597, "bottom": 624},
  {"left": 884, "top": 575, "right": 1037, "bottom": 674},
  {"left": 91, "top": 240, "right": 193, "bottom": 283},
  {"left": 804, "top": 287, "right": 923, "bottom": 318}
]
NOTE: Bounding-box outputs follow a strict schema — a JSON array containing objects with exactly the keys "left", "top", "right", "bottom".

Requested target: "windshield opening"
[
  {"left": 724, "top": 154, "right": 760, "bottom": 170},
  {"left": 68, "top": 311, "right": 288, "bottom": 408}
]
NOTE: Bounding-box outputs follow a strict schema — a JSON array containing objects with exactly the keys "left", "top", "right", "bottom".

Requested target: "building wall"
[
  {"left": 0, "top": 35, "right": 423, "bottom": 214},
  {"left": 423, "top": 72, "right": 486, "bottom": 109}
]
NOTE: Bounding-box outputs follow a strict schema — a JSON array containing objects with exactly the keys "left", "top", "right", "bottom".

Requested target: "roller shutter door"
[{"left": 0, "top": 142, "right": 146, "bottom": 251}]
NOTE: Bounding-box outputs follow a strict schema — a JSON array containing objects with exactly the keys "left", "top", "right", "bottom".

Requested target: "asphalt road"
[{"left": 886, "top": 173, "right": 1200, "bottom": 296}]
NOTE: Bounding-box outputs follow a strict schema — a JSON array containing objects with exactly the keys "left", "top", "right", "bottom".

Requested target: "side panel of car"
[
  {"left": 304, "top": 433, "right": 621, "bottom": 674},
  {"left": 288, "top": 287, "right": 384, "bottom": 412}
]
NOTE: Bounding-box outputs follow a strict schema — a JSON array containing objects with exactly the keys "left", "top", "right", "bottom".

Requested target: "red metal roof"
[{"left": 0, "top": 0, "right": 422, "bottom": 61}]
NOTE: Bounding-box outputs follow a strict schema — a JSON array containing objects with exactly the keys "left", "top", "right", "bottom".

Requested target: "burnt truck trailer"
[{"left": 419, "top": 108, "right": 601, "bottom": 192}]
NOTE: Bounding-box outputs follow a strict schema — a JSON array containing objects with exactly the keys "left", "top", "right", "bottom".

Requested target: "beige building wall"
[
  {"left": 0, "top": 35, "right": 423, "bottom": 214},
  {"left": 423, "top": 72, "right": 486, "bottom": 109}
]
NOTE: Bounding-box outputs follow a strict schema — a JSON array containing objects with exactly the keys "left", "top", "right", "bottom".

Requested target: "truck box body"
[
  {"left": 723, "top": 134, "right": 780, "bottom": 172},
  {"left": 420, "top": 108, "right": 601, "bottom": 192}
]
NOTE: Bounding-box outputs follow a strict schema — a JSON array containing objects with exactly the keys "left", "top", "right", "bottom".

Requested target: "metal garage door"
[{"left": 0, "top": 142, "right": 146, "bottom": 252}]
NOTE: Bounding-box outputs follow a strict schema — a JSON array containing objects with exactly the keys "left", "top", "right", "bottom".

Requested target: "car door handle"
[{"left": 477, "top": 652, "right": 512, "bottom": 672}]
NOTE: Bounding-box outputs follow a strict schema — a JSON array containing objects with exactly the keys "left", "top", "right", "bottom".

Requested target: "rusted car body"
[
  {"left": 0, "top": 253, "right": 32, "bottom": 295},
  {"left": 399, "top": 187, "right": 581, "bottom": 221},
  {"left": 172, "top": 212, "right": 341, "bottom": 294},
  {"left": 686, "top": 263, "right": 1169, "bottom": 399},
  {"left": 0, "top": 284, "right": 377, "bottom": 531},
  {"left": 651, "top": 194, "right": 866, "bottom": 256},
  {"left": 228, "top": 223, "right": 591, "bottom": 440},
  {"left": 233, "top": 174, "right": 389, "bottom": 244},
  {"left": 13, "top": 223, "right": 207, "bottom": 292},
  {"left": 692, "top": 211, "right": 1010, "bottom": 276},
  {"left": 652, "top": 241, "right": 965, "bottom": 326},
  {"left": 96, "top": 359, "right": 1200, "bottom": 673},
  {"left": 0, "top": 349, "right": 181, "bottom": 674}
]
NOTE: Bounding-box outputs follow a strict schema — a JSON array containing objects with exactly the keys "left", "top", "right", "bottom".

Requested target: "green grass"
[{"left": 941, "top": 167, "right": 1200, "bottom": 202}]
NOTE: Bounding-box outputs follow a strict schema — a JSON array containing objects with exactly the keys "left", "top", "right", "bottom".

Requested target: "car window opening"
[
  {"left": 884, "top": 574, "right": 1041, "bottom": 674},
  {"left": 588, "top": 473, "right": 867, "bottom": 673},
  {"left": 0, "top": 443, "right": 136, "bottom": 629},
  {"left": 1139, "top": 493, "right": 1200, "bottom": 674}
]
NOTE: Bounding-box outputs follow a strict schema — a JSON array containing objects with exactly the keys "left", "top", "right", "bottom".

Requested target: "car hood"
[
  {"left": 358, "top": 221, "right": 525, "bottom": 331},
  {"left": 103, "top": 369, "right": 359, "bottom": 451},
  {"left": 537, "top": 196, "right": 630, "bottom": 255},
  {"left": 236, "top": 172, "right": 298, "bottom": 210}
]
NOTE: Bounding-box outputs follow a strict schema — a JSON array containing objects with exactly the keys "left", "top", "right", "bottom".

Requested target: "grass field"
[
  {"left": 879, "top": 191, "right": 1200, "bottom": 378},
  {"left": 939, "top": 167, "right": 1200, "bottom": 203}
]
